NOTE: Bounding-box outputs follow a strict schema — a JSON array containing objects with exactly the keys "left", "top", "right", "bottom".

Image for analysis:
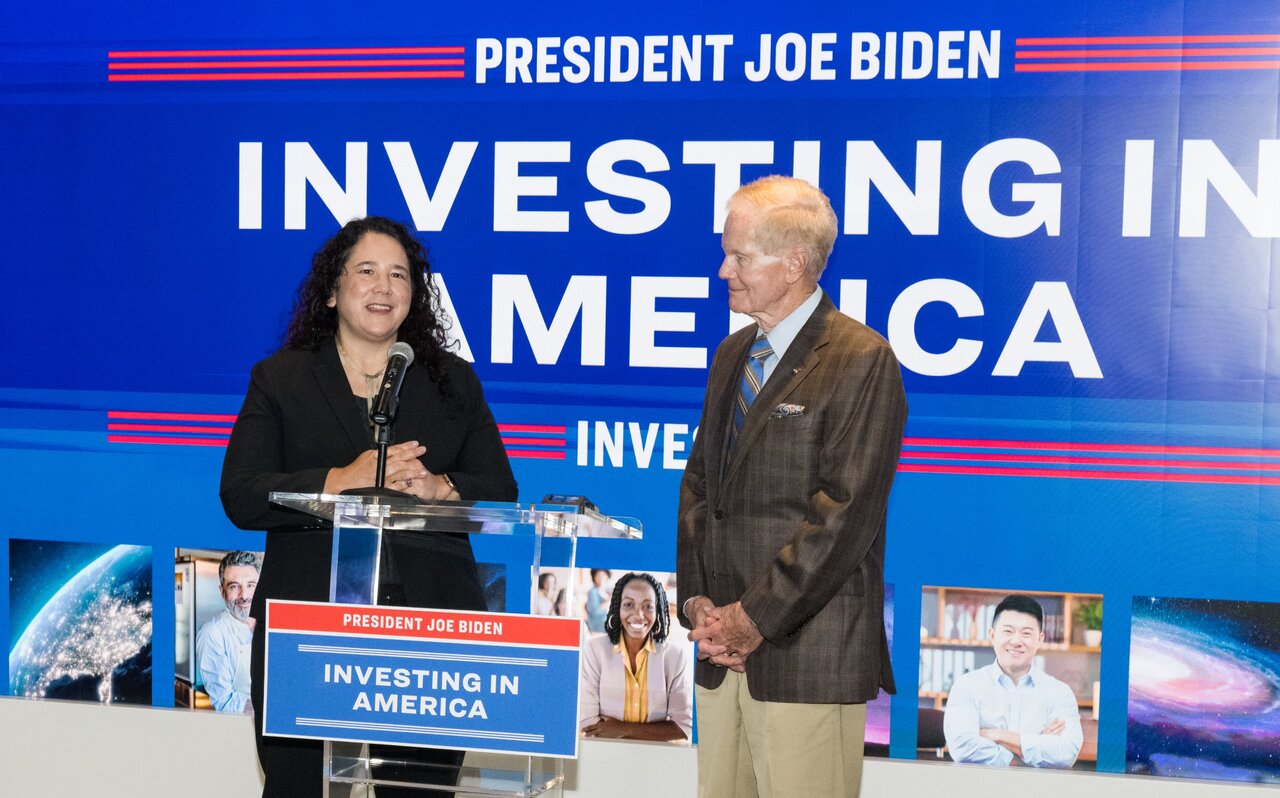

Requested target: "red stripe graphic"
[
  {"left": 108, "top": 44, "right": 468, "bottom": 83},
  {"left": 109, "top": 434, "right": 229, "bottom": 447},
  {"left": 107, "top": 410, "right": 235, "bottom": 447},
  {"left": 1014, "top": 33, "right": 1280, "bottom": 73},
  {"left": 499, "top": 424, "right": 569, "bottom": 457},
  {"left": 902, "top": 450, "right": 1280, "bottom": 471},
  {"left": 1016, "top": 47, "right": 1280, "bottom": 59},
  {"left": 901, "top": 437, "right": 1280, "bottom": 457},
  {"left": 499, "top": 424, "right": 567, "bottom": 435},
  {"left": 109, "top": 58, "right": 465, "bottom": 70},
  {"left": 1015, "top": 35, "right": 1280, "bottom": 46},
  {"left": 109, "top": 46, "right": 466, "bottom": 57},
  {"left": 110, "top": 71, "right": 465, "bottom": 82},
  {"left": 899, "top": 437, "right": 1280, "bottom": 485},
  {"left": 109, "top": 410, "right": 238, "bottom": 422},
  {"left": 106, "top": 413, "right": 570, "bottom": 452},
  {"left": 899, "top": 463, "right": 1280, "bottom": 486},
  {"left": 108, "top": 423, "right": 233, "bottom": 434},
  {"left": 1016, "top": 61, "right": 1280, "bottom": 73},
  {"left": 500, "top": 437, "right": 566, "bottom": 447},
  {"left": 506, "top": 450, "right": 567, "bottom": 460}
]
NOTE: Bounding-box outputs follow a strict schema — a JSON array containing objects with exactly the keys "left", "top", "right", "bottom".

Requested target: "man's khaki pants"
[{"left": 695, "top": 670, "right": 867, "bottom": 798}]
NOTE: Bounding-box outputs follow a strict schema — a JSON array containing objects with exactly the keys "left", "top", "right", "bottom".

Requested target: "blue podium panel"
[{"left": 264, "top": 600, "right": 582, "bottom": 758}]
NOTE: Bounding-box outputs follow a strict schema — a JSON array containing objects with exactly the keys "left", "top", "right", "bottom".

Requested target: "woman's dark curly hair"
[
  {"left": 604, "top": 572, "right": 670, "bottom": 646},
  {"left": 283, "top": 216, "right": 456, "bottom": 405}
]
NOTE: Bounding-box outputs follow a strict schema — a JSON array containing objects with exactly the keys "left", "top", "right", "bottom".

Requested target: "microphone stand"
[
  {"left": 373, "top": 419, "right": 392, "bottom": 489},
  {"left": 341, "top": 399, "right": 413, "bottom": 499}
]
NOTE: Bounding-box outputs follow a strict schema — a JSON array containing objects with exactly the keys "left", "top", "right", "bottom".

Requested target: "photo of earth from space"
[{"left": 9, "top": 541, "right": 152, "bottom": 704}]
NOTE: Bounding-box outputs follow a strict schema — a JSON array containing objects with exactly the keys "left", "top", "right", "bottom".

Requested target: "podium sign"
[
  {"left": 261, "top": 495, "right": 640, "bottom": 794},
  {"left": 264, "top": 600, "right": 583, "bottom": 758}
]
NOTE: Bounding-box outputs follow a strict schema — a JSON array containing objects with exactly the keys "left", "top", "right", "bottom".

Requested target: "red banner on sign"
[{"left": 267, "top": 600, "right": 582, "bottom": 648}]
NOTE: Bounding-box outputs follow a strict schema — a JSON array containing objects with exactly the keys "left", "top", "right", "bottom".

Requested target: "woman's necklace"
[{"left": 335, "top": 338, "right": 385, "bottom": 419}]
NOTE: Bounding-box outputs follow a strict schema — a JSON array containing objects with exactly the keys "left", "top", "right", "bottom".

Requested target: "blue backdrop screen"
[{"left": 3, "top": 0, "right": 1279, "bottom": 781}]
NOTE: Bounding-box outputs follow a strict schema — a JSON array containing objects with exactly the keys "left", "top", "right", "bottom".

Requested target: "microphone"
[{"left": 369, "top": 342, "right": 414, "bottom": 426}]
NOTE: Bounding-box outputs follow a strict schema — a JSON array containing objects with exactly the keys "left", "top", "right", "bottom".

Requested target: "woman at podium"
[{"left": 220, "top": 215, "right": 517, "bottom": 797}]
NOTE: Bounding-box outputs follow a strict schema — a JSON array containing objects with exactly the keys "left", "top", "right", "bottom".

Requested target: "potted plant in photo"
[{"left": 1075, "top": 600, "right": 1103, "bottom": 647}]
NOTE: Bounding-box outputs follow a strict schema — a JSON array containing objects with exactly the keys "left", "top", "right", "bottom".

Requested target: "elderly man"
[
  {"left": 196, "top": 550, "right": 260, "bottom": 714},
  {"left": 943, "top": 594, "right": 1083, "bottom": 767},
  {"left": 677, "top": 175, "right": 907, "bottom": 797}
]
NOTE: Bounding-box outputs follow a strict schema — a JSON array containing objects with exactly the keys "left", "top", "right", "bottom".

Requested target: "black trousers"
[{"left": 250, "top": 531, "right": 486, "bottom": 798}]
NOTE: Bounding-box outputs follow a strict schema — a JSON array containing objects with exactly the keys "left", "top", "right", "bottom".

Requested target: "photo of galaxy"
[
  {"left": 1127, "top": 596, "right": 1280, "bottom": 783},
  {"left": 864, "top": 583, "right": 894, "bottom": 756},
  {"left": 9, "top": 539, "right": 153, "bottom": 705}
]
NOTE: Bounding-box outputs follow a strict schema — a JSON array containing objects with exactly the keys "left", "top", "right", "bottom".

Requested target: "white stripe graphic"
[
  {"left": 295, "top": 643, "right": 547, "bottom": 667},
  {"left": 295, "top": 717, "right": 543, "bottom": 742}
]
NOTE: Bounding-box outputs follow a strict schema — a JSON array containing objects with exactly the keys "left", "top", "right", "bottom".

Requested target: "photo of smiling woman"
[{"left": 579, "top": 571, "right": 693, "bottom": 742}]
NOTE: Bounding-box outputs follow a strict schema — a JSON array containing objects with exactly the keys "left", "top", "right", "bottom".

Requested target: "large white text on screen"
[{"left": 238, "top": 138, "right": 1280, "bottom": 239}]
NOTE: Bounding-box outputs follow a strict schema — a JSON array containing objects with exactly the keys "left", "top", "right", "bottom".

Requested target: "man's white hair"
[{"left": 728, "top": 175, "right": 838, "bottom": 279}]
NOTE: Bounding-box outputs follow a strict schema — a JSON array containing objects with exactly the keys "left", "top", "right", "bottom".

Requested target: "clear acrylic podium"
[{"left": 269, "top": 492, "right": 642, "bottom": 798}]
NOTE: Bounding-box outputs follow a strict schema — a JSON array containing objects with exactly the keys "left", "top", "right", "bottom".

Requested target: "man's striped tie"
[{"left": 734, "top": 333, "right": 774, "bottom": 435}]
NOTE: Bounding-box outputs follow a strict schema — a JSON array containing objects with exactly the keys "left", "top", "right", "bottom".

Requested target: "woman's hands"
[
  {"left": 323, "top": 441, "right": 458, "bottom": 500},
  {"left": 582, "top": 716, "right": 687, "bottom": 742},
  {"left": 582, "top": 716, "right": 631, "bottom": 738},
  {"left": 395, "top": 469, "right": 457, "bottom": 501}
]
